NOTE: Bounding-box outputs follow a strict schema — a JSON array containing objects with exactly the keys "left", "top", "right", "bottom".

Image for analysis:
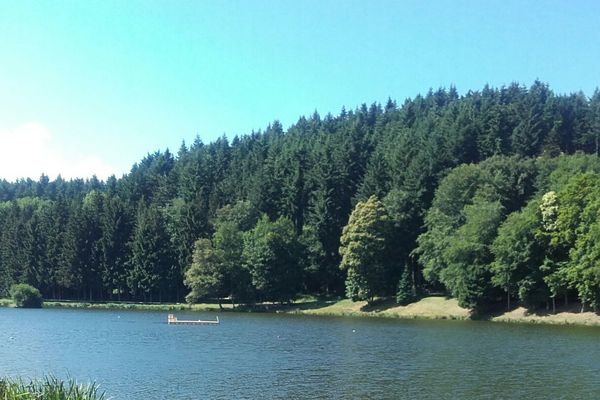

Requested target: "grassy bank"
[
  {"left": 289, "top": 297, "right": 600, "bottom": 326},
  {"left": 0, "top": 298, "right": 231, "bottom": 311},
  {"left": 490, "top": 305, "right": 600, "bottom": 327},
  {"left": 0, "top": 376, "right": 105, "bottom": 400},
  {"left": 289, "top": 296, "right": 471, "bottom": 320},
  {"left": 3, "top": 296, "right": 600, "bottom": 327},
  {"left": 0, "top": 298, "right": 13, "bottom": 307},
  {"left": 44, "top": 300, "right": 230, "bottom": 312}
]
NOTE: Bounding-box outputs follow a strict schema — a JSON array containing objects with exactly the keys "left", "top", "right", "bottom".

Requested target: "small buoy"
[{"left": 352, "top": 329, "right": 356, "bottom": 333}]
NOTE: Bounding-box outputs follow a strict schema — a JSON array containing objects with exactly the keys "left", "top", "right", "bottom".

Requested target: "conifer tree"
[{"left": 128, "top": 202, "right": 173, "bottom": 302}]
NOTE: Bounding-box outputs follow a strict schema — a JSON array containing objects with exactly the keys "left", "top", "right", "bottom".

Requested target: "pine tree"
[
  {"left": 128, "top": 202, "right": 173, "bottom": 302},
  {"left": 396, "top": 267, "right": 416, "bottom": 305}
]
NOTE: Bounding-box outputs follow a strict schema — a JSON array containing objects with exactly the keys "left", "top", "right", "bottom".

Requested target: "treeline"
[
  {"left": 1, "top": 81, "right": 600, "bottom": 310},
  {"left": 417, "top": 154, "right": 600, "bottom": 311}
]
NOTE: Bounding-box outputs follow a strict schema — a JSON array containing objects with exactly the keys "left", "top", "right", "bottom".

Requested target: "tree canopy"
[{"left": 2, "top": 82, "right": 600, "bottom": 312}]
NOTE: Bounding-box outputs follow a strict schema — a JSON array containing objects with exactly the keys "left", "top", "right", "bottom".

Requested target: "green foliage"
[
  {"left": 396, "top": 267, "right": 416, "bottom": 305},
  {"left": 339, "top": 196, "right": 394, "bottom": 302},
  {"left": 10, "top": 283, "right": 43, "bottom": 308},
  {"left": 565, "top": 199, "right": 600, "bottom": 310},
  {"left": 213, "top": 218, "right": 255, "bottom": 305},
  {"left": 127, "top": 202, "right": 174, "bottom": 302},
  {"left": 2, "top": 83, "right": 600, "bottom": 310},
  {"left": 214, "top": 200, "right": 259, "bottom": 232},
  {"left": 439, "top": 199, "right": 504, "bottom": 309},
  {"left": 417, "top": 156, "right": 537, "bottom": 309},
  {"left": 184, "top": 239, "right": 224, "bottom": 303},
  {"left": 242, "top": 215, "right": 302, "bottom": 303},
  {"left": 416, "top": 164, "right": 484, "bottom": 284},
  {"left": 0, "top": 376, "right": 105, "bottom": 400},
  {"left": 552, "top": 174, "right": 600, "bottom": 249},
  {"left": 491, "top": 201, "right": 547, "bottom": 308}
]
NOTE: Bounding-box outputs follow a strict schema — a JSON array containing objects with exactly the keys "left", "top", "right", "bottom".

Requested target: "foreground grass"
[
  {"left": 0, "top": 376, "right": 105, "bottom": 400},
  {"left": 3, "top": 296, "right": 600, "bottom": 327}
]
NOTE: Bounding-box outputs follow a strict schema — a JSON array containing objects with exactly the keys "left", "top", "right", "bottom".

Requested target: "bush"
[{"left": 10, "top": 284, "right": 43, "bottom": 308}]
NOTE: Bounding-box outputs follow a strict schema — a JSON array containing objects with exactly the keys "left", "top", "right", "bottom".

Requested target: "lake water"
[{"left": 1, "top": 308, "right": 599, "bottom": 399}]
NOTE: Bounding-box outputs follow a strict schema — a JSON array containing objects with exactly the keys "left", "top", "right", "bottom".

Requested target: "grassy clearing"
[
  {"left": 290, "top": 296, "right": 472, "bottom": 320},
  {"left": 379, "top": 297, "right": 471, "bottom": 320},
  {"left": 43, "top": 300, "right": 231, "bottom": 312},
  {"left": 0, "top": 298, "right": 14, "bottom": 307},
  {"left": 491, "top": 305, "right": 600, "bottom": 327},
  {"left": 0, "top": 376, "right": 105, "bottom": 400}
]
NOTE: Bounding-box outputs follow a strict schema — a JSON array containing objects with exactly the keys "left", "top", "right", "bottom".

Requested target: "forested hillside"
[{"left": 2, "top": 81, "right": 600, "bottom": 311}]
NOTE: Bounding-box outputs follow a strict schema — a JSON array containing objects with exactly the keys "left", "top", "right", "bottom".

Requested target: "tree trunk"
[
  {"left": 507, "top": 290, "right": 510, "bottom": 311},
  {"left": 411, "top": 265, "right": 416, "bottom": 296},
  {"left": 552, "top": 296, "right": 556, "bottom": 314}
]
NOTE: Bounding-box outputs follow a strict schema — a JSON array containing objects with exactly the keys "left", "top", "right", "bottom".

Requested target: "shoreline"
[{"left": 2, "top": 296, "right": 600, "bottom": 327}]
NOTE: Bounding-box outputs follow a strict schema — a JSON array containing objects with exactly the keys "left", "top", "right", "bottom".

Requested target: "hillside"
[{"left": 1, "top": 81, "right": 600, "bottom": 315}]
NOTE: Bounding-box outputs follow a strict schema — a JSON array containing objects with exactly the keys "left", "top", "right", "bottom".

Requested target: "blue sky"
[{"left": 1, "top": 0, "right": 599, "bottom": 180}]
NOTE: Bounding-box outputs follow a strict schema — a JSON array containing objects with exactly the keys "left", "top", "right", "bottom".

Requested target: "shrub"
[{"left": 10, "top": 284, "right": 43, "bottom": 308}]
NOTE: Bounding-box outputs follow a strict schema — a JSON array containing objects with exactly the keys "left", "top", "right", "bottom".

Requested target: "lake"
[{"left": 1, "top": 308, "right": 599, "bottom": 399}]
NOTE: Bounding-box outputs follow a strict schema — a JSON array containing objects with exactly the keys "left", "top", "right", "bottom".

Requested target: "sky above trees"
[{"left": 1, "top": 0, "right": 599, "bottom": 180}]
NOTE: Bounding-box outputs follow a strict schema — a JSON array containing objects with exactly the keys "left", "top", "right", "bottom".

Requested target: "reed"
[{"left": 0, "top": 376, "right": 106, "bottom": 400}]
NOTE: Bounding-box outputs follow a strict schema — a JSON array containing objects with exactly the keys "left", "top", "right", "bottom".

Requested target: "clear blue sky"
[{"left": 1, "top": 0, "right": 599, "bottom": 180}]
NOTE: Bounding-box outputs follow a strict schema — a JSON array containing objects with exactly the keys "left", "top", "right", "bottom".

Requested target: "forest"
[{"left": 2, "top": 81, "right": 600, "bottom": 312}]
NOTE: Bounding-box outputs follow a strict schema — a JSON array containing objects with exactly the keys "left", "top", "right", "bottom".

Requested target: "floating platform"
[{"left": 167, "top": 314, "right": 219, "bottom": 325}]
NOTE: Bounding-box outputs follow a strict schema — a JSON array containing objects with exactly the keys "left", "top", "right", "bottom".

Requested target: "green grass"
[
  {"left": 0, "top": 298, "right": 14, "bottom": 307},
  {"left": 290, "top": 296, "right": 472, "bottom": 320},
  {"left": 43, "top": 300, "right": 229, "bottom": 312},
  {"left": 0, "top": 298, "right": 236, "bottom": 312},
  {"left": 4, "top": 296, "right": 600, "bottom": 327},
  {"left": 0, "top": 376, "right": 105, "bottom": 400}
]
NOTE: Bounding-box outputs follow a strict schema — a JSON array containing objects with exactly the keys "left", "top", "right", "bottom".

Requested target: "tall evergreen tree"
[{"left": 128, "top": 202, "right": 173, "bottom": 302}]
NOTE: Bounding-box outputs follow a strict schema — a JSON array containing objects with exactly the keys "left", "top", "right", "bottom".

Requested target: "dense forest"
[{"left": 2, "top": 81, "right": 600, "bottom": 312}]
